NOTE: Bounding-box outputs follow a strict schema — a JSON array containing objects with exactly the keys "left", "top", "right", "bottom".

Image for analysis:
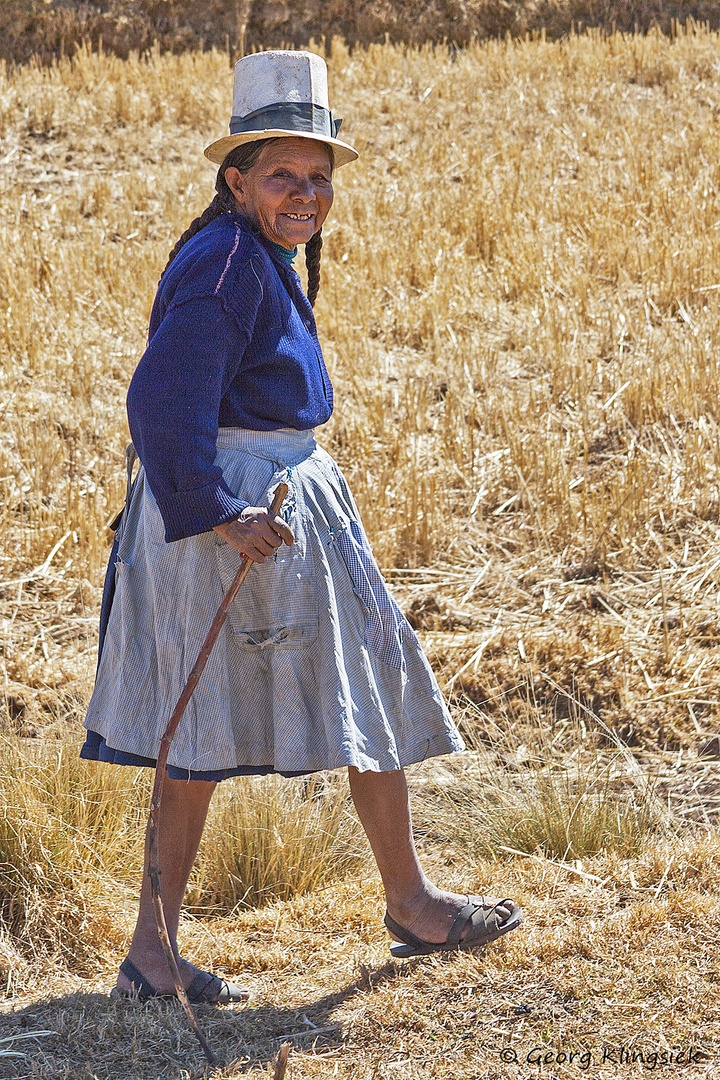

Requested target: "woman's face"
[{"left": 226, "top": 137, "right": 334, "bottom": 250}]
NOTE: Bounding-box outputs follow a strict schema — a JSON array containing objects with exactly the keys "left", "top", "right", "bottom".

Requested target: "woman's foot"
[
  {"left": 385, "top": 883, "right": 517, "bottom": 947},
  {"left": 116, "top": 953, "right": 249, "bottom": 1003}
]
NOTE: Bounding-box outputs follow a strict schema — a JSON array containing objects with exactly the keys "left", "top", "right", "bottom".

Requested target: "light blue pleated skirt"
[{"left": 83, "top": 428, "right": 464, "bottom": 777}]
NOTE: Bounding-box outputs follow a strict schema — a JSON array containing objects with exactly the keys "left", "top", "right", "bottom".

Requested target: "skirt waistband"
[{"left": 215, "top": 427, "right": 317, "bottom": 465}]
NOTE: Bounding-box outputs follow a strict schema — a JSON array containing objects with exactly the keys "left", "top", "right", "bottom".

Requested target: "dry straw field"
[{"left": 1, "top": 24, "right": 720, "bottom": 1080}]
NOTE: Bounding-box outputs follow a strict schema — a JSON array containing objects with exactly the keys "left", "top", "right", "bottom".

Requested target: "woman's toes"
[{"left": 492, "top": 898, "right": 514, "bottom": 923}]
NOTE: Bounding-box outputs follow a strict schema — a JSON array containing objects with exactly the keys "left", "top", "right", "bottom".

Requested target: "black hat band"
[{"left": 229, "top": 101, "right": 343, "bottom": 138}]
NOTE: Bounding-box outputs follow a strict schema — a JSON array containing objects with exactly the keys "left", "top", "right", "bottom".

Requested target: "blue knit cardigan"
[{"left": 126, "top": 212, "right": 333, "bottom": 542}]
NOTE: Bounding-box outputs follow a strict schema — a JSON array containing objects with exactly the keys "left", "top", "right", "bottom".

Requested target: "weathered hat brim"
[{"left": 204, "top": 129, "right": 358, "bottom": 168}]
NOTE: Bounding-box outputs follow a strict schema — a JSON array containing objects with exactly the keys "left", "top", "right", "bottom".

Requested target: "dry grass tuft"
[
  {"left": 189, "top": 775, "right": 365, "bottom": 914},
  {"left": 421, "top": 722, "right": 671, "bottom": 863},
  {"left": 0, "top": 738, "right": 144, "bottom": 973}
]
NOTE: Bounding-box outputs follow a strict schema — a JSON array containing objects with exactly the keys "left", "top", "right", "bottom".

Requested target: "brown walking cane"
[{"left": 146, "top": 482, "right": 288, "bottom": 1064}]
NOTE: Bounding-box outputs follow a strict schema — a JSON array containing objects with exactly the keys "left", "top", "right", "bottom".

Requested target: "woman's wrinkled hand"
[{"left": 213, "top": 507, "right": 295, "bottom": 563}]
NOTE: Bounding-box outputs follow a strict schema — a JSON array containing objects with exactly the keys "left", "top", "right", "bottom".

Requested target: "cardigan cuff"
[{"left": 157, "top": 480, "right": 250, "bottom": 543}]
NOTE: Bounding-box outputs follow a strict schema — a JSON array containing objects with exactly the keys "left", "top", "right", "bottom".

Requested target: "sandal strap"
[
  {"left": 384, "top": 911, "right": 430, "bottom": 951},
  {"left": 446, "top": 898, "right": 479, "bottom": 949},
  {"left": 447, "top": 895, "right": 510, "bottom": 948},
  {"left": 119, "top": 958, "right": 159, "bottom": 1000},
  {"left": 185, "top": 971, "right": 223, "bottom": 1003}
]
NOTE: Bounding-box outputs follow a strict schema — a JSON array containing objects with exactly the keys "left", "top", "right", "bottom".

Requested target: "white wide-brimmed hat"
[{"left": 204, "top": 50, "right": 358, "bottom": 168}]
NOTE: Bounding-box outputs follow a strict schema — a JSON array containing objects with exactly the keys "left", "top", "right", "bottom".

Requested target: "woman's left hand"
[{"left": 213, "top": 507, "right": 295, "bottom": 563}]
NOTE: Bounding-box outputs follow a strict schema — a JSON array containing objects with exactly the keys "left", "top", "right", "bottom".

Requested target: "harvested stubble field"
[{"left": 1, "top": 25, "right": 720, "bottom": 1080}]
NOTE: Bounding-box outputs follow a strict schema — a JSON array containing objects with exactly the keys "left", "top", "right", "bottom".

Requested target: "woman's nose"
[{"left": 290, "top": 178, "right": 314, "bottom": 201}]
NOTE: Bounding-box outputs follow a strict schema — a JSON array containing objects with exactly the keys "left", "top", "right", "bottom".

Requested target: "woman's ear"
[{"left": 224, "top": 166, "right": 244, "bottom": 207}]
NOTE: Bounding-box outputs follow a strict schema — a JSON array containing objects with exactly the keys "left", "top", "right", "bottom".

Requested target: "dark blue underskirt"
[{"left": 80, "top": 729, "right": 311, "bottom": 782}]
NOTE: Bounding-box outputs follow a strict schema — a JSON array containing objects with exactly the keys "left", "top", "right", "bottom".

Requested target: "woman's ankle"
[{"left": 383, "top": 878, "right": 436, "bottom": 919}]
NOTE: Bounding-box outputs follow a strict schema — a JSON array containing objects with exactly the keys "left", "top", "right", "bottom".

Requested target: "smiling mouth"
[{"left": 284, "top": 213, "right": 313, "bottom": 220}]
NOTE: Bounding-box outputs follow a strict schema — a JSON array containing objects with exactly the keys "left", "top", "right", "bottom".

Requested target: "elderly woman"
[{"left": 81, "top": 50, "right": 522, "bottom": 1003}]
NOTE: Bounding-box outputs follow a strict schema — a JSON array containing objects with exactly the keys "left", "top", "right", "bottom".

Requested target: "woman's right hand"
[{"left": 213, "top": 507, "right": 295, "bottom": 563}]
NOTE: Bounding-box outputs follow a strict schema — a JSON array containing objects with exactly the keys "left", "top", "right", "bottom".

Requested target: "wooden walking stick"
[{"left": 146, "top": 483, "right": 288, "bottom": 1064}]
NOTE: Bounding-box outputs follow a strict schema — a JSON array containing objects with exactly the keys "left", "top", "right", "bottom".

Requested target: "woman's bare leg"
[
  {"left": 348, "top": 767, "right": 512, "bottom": 943},
  {"left": 116, "top": 776, "right": 217, "bottom": 995}
]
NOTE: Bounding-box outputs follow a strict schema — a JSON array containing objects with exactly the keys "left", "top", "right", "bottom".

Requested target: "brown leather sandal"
[
  {"left": 115, "top": 958, "right": 249, "bottom": 1004},
  {"left": 384, "top": 894, "right": 523, "bottom": 958}
]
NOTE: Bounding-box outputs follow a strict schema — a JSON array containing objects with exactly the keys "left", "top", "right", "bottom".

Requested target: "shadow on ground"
[{"left": 0, "top": 961, "right": 407, "bottom": 1079}]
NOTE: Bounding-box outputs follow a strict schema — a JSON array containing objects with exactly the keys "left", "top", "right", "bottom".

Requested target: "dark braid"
[
  {"left": 160, "top": 139, "right": 281, "bottom": 280},
  {"left": 305, "top": 229, "right": 323, "bottom": 307},
  {"left": 305, "top": 145, "right": 333, "bottom": 307},
  {"left": 161, "top": 193, "right": 229, "bottom": 278}
]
